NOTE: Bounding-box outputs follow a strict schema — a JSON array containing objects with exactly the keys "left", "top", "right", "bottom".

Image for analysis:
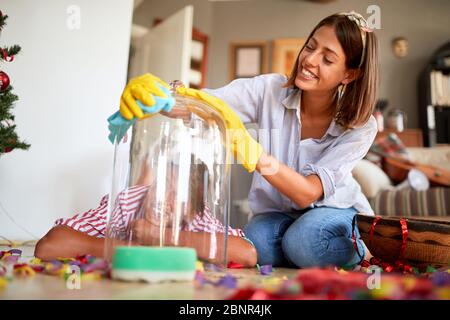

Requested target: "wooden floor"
[{"left": 0, "top": 245, "right": 299, "bottom": 300}]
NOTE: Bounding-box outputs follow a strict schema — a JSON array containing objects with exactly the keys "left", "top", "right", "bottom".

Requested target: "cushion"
[
  {"left": 370, "top": 187, "right": 450, "bottom": 217},
  {"left": 352, "top": 159, "right": 393, "bottom": 199}
]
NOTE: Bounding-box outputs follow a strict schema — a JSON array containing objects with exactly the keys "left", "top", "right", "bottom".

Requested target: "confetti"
[
  {"left": 426, "top": 266, "right": 437, "bottom": 273},
  {"left": 0, "top": 249, "right": 22, "bottom": 259},
  {"left": 0, "top": 277, "right": 7, "bottom": 290},
  {"left": 1, "top": 248, "right": 448, "bottom": 301},
  {"left": 0, "top": 250, "right": 110, "bottom": 287},
  {"left": 194, "top": 269, "right": 238, "bottom": 289},
  {"left": 7, "top": 249, "right": 22, "bottom": 256},
  {"left": 194, "top": 270, "right": 207, "bottom": 287},
  {"left": 431, "top": 271, "right": 450, "bottom": 287},
  {"left": 227, "top": 266, "right": 450, "bottom": 300},
  {"left": 227, "top": 262, "right": 245, "bottom": 269},
  {"left": 29, "top": 258, "right": 42, "bottom": 265},
  {"left": 13, "top": 264, "right": 36, "bottom": 277},
  {"left": 81, "top": 259, "right": 108, "bottom": 273},
  {"left": 279, "top": 279, "right": 302, "bottom": 295},
  {"left": 257, "top": 264, "right": 273, "bottom": 276},
  {"left": 81, "top": 272, "right": 103, "bottom": 281},
  {"left": 195, "top": 261, "right": 204, "bottom": 272},
  {"left": 215, "top": 273, "right": 237, "bottom": 289},
  {"left": 260, "top": 277, "right": 284, "bottom": 293},
  {"left": 203, "top": 263, "right": 223, "bottom": 272},
  {"left": 0, "top": 249, "right": 22, "bottom": 265}
]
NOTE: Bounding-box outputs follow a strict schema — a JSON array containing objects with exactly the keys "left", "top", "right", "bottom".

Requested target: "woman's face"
[{"left": 295, "top": 25, "right": 352, "bottom": 93}]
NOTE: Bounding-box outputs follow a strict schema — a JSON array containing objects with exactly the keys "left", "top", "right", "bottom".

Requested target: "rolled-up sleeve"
[
  {"left": 302, "top": 117, "right": 378, "bottom": 200},
  {"left": 202, "top": 74, "right": 270, "bottom": 124}
]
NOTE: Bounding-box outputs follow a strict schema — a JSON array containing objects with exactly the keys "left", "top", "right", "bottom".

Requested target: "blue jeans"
[{"left": 243, "top": 207, "right": 365, "bottom": 268}]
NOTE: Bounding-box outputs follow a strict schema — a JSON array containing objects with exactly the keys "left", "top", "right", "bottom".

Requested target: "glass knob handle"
[{"left": 169, "top": 80, "right": 185, "bottom": 94}]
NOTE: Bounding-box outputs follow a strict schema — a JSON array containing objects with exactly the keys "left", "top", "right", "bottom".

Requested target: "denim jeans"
[{"left": 243, "top": 207, "right": 365, "bottom": 268}]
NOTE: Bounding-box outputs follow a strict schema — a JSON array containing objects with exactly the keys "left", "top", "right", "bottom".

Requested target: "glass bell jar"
[{"left": 105, "top": 82, "right": 232, "bottom": 280}]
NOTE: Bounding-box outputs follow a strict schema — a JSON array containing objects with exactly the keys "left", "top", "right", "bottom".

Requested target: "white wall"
[
  {"left": 0, "top": 0, "right": 133, "bottom": 241},
  {"left": 133, "top": 0, "right": 213, "bottom": 35}
]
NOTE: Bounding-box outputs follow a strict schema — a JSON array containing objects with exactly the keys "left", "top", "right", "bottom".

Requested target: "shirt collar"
[
  {"left": 282, "top": 88, "right": 344, "bottom": 138},
  {"left": 326, "top": 118, "right": 345, "bottom": 137},
  {"left": 281, "top": 88, "right": 300, "bottom": 110}
]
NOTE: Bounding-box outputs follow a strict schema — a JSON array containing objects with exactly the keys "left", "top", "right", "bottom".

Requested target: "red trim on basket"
[
  {"left": 358, "top": 216, "right": 413, "bottom": 273},
  {"left": 369, "top": 216, "right": 382, "bottom": 244},
  {"left": 399, "top": 218, "right": 408, "bottom": 260}
]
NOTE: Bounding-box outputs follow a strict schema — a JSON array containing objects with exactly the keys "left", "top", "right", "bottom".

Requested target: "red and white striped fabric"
[{"left": 54, "top": 185, "right": 245, "bottom": 238}]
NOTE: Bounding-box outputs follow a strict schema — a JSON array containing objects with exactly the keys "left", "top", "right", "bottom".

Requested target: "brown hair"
[
  {"left": 187, "top": 157, "right": 207, "bottom": 216},
  {"left": 141, "top": 157, "right": 208, "bottom": 222},
  {"left": 284, "top": 13, "right": 379, "bottom": 129}
]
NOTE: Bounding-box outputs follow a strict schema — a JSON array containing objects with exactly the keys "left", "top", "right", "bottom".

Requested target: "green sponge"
[{"left": 111, "top": 246, "right": 197, "bottom": 283}]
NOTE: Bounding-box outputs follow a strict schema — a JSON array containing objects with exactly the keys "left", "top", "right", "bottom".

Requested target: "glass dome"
[{"left": 104, "top": 82, "right": 232, "bottom": 274}]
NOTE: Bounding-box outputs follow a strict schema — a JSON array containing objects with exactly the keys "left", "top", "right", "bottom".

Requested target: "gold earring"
[{"left": 338, "top": 84, "right": 347, "bottom": 100}]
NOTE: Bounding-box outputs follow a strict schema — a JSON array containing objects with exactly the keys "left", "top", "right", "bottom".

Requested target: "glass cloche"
[{"left": 104, "top": 81, "right": 232, "bottom": 280}]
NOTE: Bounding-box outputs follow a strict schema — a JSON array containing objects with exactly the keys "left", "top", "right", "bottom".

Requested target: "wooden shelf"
[
  {"left": 190, "top": 28, "right": 208, "bottom": 89},
  {"left": 418, "top": 42, "right": 450, "bottom": 146},
  {"left": 153, "top": 18, "right": 208, "bottom": 89}
]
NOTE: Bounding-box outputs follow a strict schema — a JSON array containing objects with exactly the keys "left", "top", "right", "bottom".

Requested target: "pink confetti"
[
  {"left": 227, "top": 262, "right": 245, "bottom": 269},
  {"left": 81, "top": 259, "right": 108, "bottom": 273}
]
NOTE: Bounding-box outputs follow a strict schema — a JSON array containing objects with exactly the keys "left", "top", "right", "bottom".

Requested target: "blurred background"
[{"left": 0, "top": 0, "right": 449, "bottom": 241}]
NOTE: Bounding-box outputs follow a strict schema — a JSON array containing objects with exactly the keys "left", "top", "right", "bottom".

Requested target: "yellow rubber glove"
[
  {"left": 120, "top": 73, "right": 171, "bottom": 120},
  {"left": 176, "top": 87, "right": 263, "bottom": 172}
]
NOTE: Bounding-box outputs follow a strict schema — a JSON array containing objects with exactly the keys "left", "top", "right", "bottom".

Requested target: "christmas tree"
[{"left": 0, "top": 11, "right": 29, "bottom": 155}]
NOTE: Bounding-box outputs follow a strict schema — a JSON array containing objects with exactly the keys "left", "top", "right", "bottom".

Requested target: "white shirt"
[{"left": 203, "top": 73, "right": 377, "bottom": 215}]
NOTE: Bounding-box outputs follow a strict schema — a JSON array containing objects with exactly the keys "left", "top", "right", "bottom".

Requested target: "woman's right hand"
[{"left": 120, "top": 73, "right": 174, "bottom": 120}]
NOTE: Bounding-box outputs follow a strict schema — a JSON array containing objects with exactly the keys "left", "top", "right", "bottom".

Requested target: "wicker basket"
[{"left": 356, "top": 214, "right": 450, "bottom": 268}]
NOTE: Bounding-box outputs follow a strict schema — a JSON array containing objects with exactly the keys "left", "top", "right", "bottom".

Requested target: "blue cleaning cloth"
[
  {"left": 107, "top": 111, "right": 135, "bottom": 144},
  {"left": 107, "top": 85, "right": 175, "bottom": 144}
]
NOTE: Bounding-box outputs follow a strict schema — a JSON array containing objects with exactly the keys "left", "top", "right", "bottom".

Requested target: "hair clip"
[
  {"left": 340, "top": 11, "right": 373, "bottom": 33},
  {"left": 361, "top": 26, "right": 374, "bottom": 33}
]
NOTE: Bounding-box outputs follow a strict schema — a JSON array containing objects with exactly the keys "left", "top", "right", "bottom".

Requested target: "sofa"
[{"left": 352, "top": 146, "right": 450, "bottom": 218}]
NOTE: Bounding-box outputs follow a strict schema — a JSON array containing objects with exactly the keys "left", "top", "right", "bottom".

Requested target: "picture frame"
[
  {"left": 229, "top": 41, "right": 268, "bottom": 81},
  {"left": 271, "top": 38, "right": 306, "bottom": 77}
]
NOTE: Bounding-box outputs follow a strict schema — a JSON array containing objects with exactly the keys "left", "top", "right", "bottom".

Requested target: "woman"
[
  {"left": 229, "top": 11, "right": 379, "bottom": 268},
  {"left": 241, "top": 12, "right": 378, "bottom": 268},
  {"left": 118, "top": 11, "right": 378, "bottom": 269}
]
